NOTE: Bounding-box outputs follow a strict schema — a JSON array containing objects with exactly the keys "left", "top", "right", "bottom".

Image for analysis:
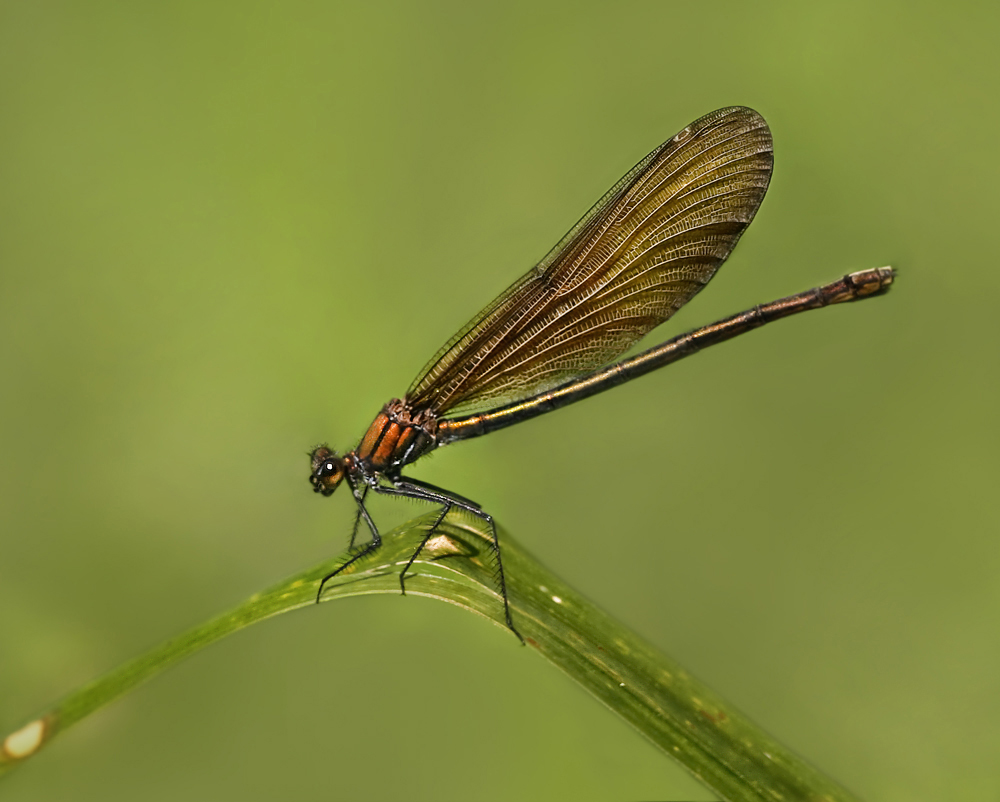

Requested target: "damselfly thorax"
[{"left": 310, "top": 400, "right": 438, "bottom": 489}]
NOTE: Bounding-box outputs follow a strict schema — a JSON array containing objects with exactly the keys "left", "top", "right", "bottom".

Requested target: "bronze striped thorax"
[{"left": 352, "top": 399, "right": 438, "bottom": 474}]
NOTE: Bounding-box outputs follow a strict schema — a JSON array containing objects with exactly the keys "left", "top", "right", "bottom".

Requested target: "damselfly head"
[{"left": 309, "top": 445, "right": 345, "bottom": 496}]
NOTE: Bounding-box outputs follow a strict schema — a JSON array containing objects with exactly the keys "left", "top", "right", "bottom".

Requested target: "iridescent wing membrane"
[{"left": 406, "top": 106, "right": 773, "bottom": 417}]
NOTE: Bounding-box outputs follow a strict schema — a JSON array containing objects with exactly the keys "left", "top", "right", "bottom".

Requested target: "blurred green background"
[{"left": 2, "top": 2, "right": 998, "bottom": 800}]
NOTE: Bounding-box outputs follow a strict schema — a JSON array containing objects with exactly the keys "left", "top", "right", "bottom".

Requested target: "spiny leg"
[
  {"left": 391, "top": 476, "right": 482, "bottom": 509},
  {"left": 469, "top": 508, "right": 521, "bottom": 643},
  {"left": 398, "top": 501, "right": 452, "bottom": 595},
  {"left": 380, "top": 477, "right": 523, "bottom": 643},
  {"left": 316, "top": 477, "right": 382, "bottom": 603},
  {"left": 370, "top": 482, "right": 451, "bottom": 595},
  {"left": 348, "top": 484, "right": 369, "bottom": 549}
]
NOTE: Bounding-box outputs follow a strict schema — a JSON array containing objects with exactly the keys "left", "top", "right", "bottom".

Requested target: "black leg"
[
  {"left": 377, "top": 477, "right": 523, "bottom": 643},
  {"left": 347, "top": 476, "right": 381, "bottom": 544},
  {"left": 348, "top": 484, "right": 369, "bottom": 549},
  {"left": 391, "top": 476, "right": 482, "bottom": 508},
  {"left": 316, "top": 477, "right": 382, "bottom": 603},
  {"left": 397, "top": 501, "right": 452, "bottom": 595},
  {"left": 371, "top": 481, "right": 450, "bottom": 597}
]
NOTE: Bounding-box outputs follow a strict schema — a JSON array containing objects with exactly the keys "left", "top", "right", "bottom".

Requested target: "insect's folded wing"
[{"left": 407, "top": 106, "right": 773, "bottom": 418}]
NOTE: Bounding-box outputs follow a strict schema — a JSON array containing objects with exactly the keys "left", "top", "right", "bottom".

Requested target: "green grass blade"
[{"left": 1, "top": 512, "right": 861, "bottom": 801}]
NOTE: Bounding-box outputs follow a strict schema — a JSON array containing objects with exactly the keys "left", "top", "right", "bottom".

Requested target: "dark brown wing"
[{"left": 407, "top": 106, "right": 773, "bottom": 417}]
